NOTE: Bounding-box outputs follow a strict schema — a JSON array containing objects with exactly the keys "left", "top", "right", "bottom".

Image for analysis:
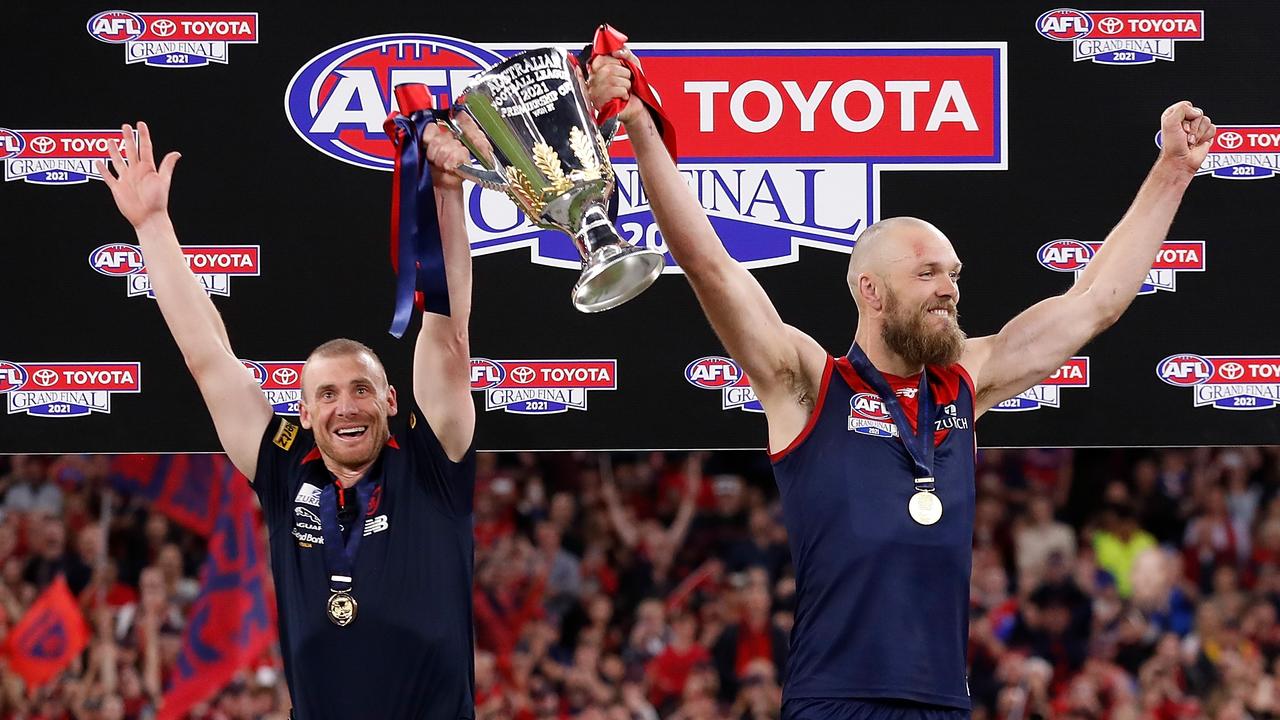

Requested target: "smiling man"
[
  {"left": 590, "top": 48, "right": 1215, "bottom": 720},
  {"left": 99, "top": 121, "right": 480, "bottom": 719}
]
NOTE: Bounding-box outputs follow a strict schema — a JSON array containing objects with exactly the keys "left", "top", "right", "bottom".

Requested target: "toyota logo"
[
  {"left": 1220, "top": 362, "right": 1245, "bottom": 381},
  {"left": 31, "top": 136, "right": 56, "bottom": 155},
  {"left": 1217, "top": 131, "right": 1243, "bottom": 150},
  {"left": 1098, "top": 17, "right": 1123, "bottom": 34},
  {"left": 150, "top": 18, "right": 176, "bottom": 36},
  {"left": 272, "top": 367, "right": 299, "bottom": 386},
  {"left": 32, "top": 369, "right": 59, "bottom": 387},
  {"left": 511, "top": 366, "right": 536, "bottom": 384}
]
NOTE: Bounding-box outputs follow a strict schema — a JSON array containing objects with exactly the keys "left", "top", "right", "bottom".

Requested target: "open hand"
[{"left": 96, "top": 122, "right": 180, "bottom": 230}]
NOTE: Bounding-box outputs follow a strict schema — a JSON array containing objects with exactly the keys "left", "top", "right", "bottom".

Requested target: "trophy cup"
[{"left": 426, "top": 47, "right": 665, "bottom": 313}]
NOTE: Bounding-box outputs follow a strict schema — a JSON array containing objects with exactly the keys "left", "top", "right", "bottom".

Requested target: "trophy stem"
[
  {"left": 574, "top": 205, "right": 618, "bottom": 258},
  {"left": 571, "top": 205, "right": 666, "bottom": 313}
]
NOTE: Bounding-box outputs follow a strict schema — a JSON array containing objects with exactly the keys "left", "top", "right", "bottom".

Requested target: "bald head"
[
  {"left": 849, "top": 217, "right": 947, "bottom": 276},
  {"left": 847, "top": 217, "right": 953, "bottom": 310}
]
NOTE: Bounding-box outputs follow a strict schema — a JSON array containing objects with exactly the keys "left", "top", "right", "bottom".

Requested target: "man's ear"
[
  {"left": 386, "top": 384, "right": 399, "bottom": 417},
  {"left": 859, "top": 274, "right": 885, "bottom": 312},
  {"left": 299, "top": 398, "right": 312, "bottom": 429}
]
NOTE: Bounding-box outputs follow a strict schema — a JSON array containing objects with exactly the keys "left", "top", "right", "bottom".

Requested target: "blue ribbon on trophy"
[{"left": 383, "top": 84, "right": 451, "bottom": 338}]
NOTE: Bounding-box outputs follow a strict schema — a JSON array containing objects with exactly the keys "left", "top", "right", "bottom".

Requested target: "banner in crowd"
[
  {"left": 158, "top": 459, "right": 275, "bottom": 719},
  {"left": 2, "top": 578, "right": 91, "bottom": 691},
  {"left": 111, "top": 455, "right": 230, "bottom": 537}
]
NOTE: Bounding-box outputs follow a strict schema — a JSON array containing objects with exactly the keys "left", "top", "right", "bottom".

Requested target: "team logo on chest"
[{"left": 848, "top": 393, "right": 898, "bottom": 437}]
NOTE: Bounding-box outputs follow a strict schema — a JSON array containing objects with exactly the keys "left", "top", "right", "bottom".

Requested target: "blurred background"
[{"left": 3, "top": 447, "right": 1279, "bottom": 719}]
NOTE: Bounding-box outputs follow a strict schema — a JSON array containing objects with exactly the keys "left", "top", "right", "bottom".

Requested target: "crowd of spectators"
[{"left": 2, "top": 445, "right": 1279, "bottom": 719}]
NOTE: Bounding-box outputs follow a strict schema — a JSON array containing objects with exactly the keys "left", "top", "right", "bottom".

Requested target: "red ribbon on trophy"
[{"left": 588, "top": 24, "right": 678, "bottom": 160}]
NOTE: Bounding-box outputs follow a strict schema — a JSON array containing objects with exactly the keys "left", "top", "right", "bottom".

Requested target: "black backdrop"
[{"left": 2, "top": 1, "right": 1276, "bottom": 452}]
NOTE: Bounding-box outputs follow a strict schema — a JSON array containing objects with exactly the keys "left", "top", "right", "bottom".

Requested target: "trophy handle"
[
  {"left": 599, "top": 117, "right": 619, "bottom": 146},
  {"left": 450, "top": 164, "right": 507, "bottom": 191},
  {"left": 433, "top": 110, "right": 508, "bottom": 191}
]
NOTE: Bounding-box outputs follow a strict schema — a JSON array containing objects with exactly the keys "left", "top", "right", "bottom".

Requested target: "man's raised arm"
[
  {"left": 589, "top": 51, "right": 827, "bottom": 451},
  {"left": 99, "top": 122, "right": 271, "bottom": 477},
  {"left": 411, "top": 123, "right": 479, "bottom": 461},
  {"left": 962, "top": 101, "right": 1216, "bottom": 415}
]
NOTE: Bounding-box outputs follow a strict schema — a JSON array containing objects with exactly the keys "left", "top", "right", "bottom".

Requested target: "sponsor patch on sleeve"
[{"left": 272, "top": 418, "right": 299, "bottom": 451}]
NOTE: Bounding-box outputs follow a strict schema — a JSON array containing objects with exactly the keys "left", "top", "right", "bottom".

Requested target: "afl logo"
[
  {"left": 685, "top": 356, "right": 743, "bottom": 389},
  {"left": 1157, "top": 354, "right": 1214, "bottom": 386},
  {"left": 850, "top": 393, "right": 892, "bottom": 420},
  {"left": 1037, "top": 240, "right": 1094, "bottom": 272},
  {"left": 1036, "top": 9, "right": 1094, "bottom": 40},
  {"left": 241, "top": 361, "right": 268, "bottom": 386},
  {"left": 469, "top": 359, "right": 505, "bottom": 390},
  {"left": 283, "top": 34, "right": 504, "bottom": 171},
  {"left": 0, "top": 362, "right": 29, "bottom": 393},
  {"left": 87, "top": 10, "right": 145, "bottom": 43},
  {"left": 0, "top": 129, "right": 25, "bottom": 160},
  {"left": 89, "top": 244, "right": 146, "bottom": 276}
]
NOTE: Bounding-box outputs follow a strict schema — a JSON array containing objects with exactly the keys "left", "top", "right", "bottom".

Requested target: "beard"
[{"left": 880, "top": 286, "right": 966, "bottom": 367}]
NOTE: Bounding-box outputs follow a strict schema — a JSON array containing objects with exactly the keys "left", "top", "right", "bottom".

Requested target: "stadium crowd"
[{"left": 1, "top": 445, "right": 1279, "bottom": 720}]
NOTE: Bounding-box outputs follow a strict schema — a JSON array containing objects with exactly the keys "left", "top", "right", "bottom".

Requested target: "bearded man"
[{"left": 589, "top": 47, "right": 1215, "bottom": 720}]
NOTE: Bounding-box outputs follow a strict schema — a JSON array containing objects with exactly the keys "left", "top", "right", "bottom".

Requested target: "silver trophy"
[{"left": 426, "top": 47, "right": 665, "bottom": 313}]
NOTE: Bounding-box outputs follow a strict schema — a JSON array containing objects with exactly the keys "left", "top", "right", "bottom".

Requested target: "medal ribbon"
[
  {"left": 318, "top": 479, "right": 376, "bottom": 593},
  {"left": 383, "top": 84, "right": 452, "bottom": 339},
  {"left": 846, "top": 343, "right": 936, "bottom": 485}
]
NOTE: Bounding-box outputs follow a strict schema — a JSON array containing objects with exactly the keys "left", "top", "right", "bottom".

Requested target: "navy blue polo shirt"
[
  {"left": 252, "top": 404, "right": 476, "bottom": 719},
  {"left": 772, "top": 355, "right": 977, "bottom": 710}
]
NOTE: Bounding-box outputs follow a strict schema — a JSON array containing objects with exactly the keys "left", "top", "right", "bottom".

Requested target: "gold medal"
[
  {"left": 327, "top": 590, "right": 358, "bottom": 626},
  {"left": 909, "top": 491, "right": 943, "bottom": 526}
]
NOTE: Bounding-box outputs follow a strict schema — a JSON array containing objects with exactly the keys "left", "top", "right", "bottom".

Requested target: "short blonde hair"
[{"left": 302, "top": 338, "right": 388, "bottom": 400}]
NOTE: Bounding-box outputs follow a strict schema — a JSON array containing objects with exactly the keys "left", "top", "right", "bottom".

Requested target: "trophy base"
[{"left": 572, "top": 246, "right": 666, "bottom": 313}]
